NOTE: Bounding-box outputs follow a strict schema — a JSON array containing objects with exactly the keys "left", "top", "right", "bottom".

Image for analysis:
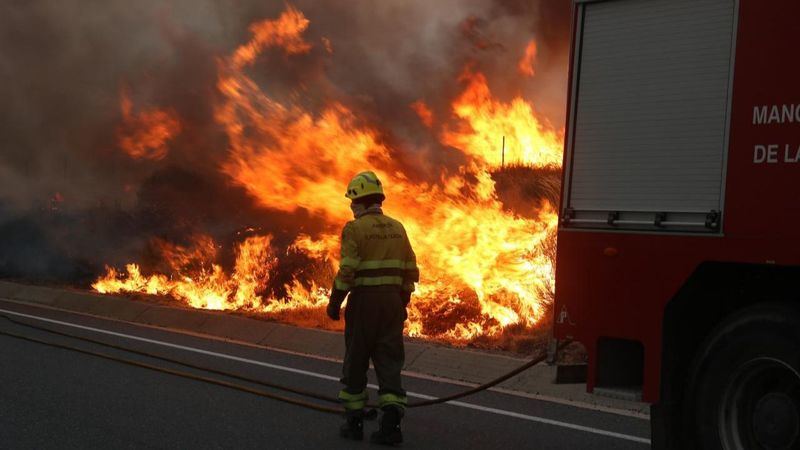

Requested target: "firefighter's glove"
[
  {"left": 327, "top": 289, "right": 348, "bottom": 321},
  {"left": 326, "top": 302, "right": 340, "bottom": 321}
]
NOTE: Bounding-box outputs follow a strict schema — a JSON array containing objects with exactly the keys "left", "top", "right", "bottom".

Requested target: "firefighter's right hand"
[{"left": 326, "top": 302, "right": 340, "bottom": 321}]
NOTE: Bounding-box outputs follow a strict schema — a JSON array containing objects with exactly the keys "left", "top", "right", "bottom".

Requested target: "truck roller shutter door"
[{"left": 564, "top": 0, "right": 735, "bottom": 232}]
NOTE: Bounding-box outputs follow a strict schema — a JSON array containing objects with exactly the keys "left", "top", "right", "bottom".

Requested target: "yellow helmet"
[{"left": 345, "top": 171, "right": 384, "bottom": 200}]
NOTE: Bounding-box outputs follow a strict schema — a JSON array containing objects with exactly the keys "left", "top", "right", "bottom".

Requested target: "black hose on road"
[{"left": 407, "top": 346, "right": 561, "bottom": 408}]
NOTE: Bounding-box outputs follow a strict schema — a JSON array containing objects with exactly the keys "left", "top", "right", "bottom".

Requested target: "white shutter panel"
[{"left": 566, "top": 0, "right": 735, "bottom": 231}]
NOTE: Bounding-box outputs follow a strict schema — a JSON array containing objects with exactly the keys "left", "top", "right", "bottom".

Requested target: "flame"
[
  {"left": 232, "top": 5, "right": 312, "bottom": 69},
  {"left": 117, "top": 87, "right": 181, "bottom": 161},
  {"left": 518, "top": 40, "right": 538, "bottom": 77},
  {"left": 442, "top": 69, "right": 563, "bottom": 168},
  {"left": 94, "top": 234, "right": 276, "bottom": 311},
  {"left": 291, "top": 233, "right": 339, "bottom": 262},
  {"left": 95, "top": 5, "right": 564, "bottom": 345},
  {"left": 410, "top": 100, "right": 435, "bottom": 128}
]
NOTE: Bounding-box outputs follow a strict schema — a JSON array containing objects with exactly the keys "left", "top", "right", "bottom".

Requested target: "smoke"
[{"left": 0, "top": 0, "right": 569, "bottom": 282}]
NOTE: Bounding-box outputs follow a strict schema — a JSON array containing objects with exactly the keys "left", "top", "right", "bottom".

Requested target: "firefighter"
[{"left": 326, "top": 171, "right": 419, "bottom": 445}]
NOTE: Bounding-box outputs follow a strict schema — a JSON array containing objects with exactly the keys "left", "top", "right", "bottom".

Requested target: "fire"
[
  {"left": 117, "top": 86, "right": 181, "bottom": 161},
  {"left": 518, "top": 40, "right": 538, "bottom": 77},
  {"left": 94, "top": 234, "right": 276, "bottom": 311},
  {"left": 410, "top": 100, "right": 435, "bottom": 128},
  {"left": 232, "top": 5, "right": 312, "bottom": 68},
  {"left": 442, "top": 69, "right": 563, "bottom": 168},
  {"left": 94, "top": 5, "right": 564, "bottom": 345}
]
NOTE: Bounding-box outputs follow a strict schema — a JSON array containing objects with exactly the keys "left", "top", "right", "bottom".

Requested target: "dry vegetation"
[{"left": 491, "top": 163, "right": 562, "bottom": 215}]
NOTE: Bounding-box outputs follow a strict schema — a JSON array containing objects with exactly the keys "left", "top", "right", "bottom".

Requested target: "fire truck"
[{"left": 554, "top": 0, "right": 800, "bottom": 448}]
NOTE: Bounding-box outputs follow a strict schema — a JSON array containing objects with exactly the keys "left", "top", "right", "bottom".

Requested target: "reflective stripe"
[
  {"left": 334, "top": 279, "right": 351, "bottom": 291},
  {"left": 354, "top": 268, "right": 405, "bottom": 278},
  {"left": 353, "top": 260, "right": 418, "bottom": 287},
  {"left": 340, "top": 256, "right": 360, "bottom": 268},
  {"left": 353, "top": 276, "right": 403, "bottom": 287},
  {"left": 339, "top": 389, "right": 367, "bottom": 401},
  {"left": 355, "top": 259, "right": 417, "bottom": 270},
  {"left": 356, "top": 259, "right": 403, "bottom": 270},
  {"left": 378, "top": 393, "right": 407, "bottom": 409},
  {"left": 339, "top": 389, "right": 367, "bottom": 410}
]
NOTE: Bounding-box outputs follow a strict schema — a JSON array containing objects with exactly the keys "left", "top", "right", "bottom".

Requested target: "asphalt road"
[{"left": 0, "top": 299, "right": 651, "bottom": 449}]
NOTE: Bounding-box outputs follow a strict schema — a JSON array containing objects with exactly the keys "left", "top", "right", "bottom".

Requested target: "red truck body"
[{"left": 554, "top": 2, "right": 800, "bottom": 445}]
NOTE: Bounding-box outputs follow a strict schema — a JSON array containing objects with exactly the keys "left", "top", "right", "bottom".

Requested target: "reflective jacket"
[{"left": 333, "top": 212, "right": 419, "bottom": 293}]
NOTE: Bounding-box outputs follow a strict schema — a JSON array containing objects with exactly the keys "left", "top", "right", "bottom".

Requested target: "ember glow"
[{"left": 92, "top": 4, "right": 564, "bottom": 344}]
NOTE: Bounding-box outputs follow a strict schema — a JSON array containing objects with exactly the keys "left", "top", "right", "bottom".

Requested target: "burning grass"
[{"left": 94, "top": 163, "right": 561, "bottom": 353}]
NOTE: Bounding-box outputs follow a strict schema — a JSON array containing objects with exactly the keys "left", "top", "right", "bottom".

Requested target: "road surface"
[{"left": 0, "top": 299, "right": 650, "bottom": 449}]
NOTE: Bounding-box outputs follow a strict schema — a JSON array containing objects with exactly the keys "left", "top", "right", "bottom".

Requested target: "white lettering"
[
  {"left": 754, "top": 106, "right": 768, "bottom": 125},
  {"left": 783, "top": 104, "right": 796, "bottom": 124},
  {"left": 753, "top": 104, "right": 800, "bottom": 125},
  {"left": 754, "top": 145, "right": 767, "bottom": 163},
  {"left": 769, "top": 106, "right": 782, "bottom": 124},
  {"left": 768, "top": 144, "right": 779, "bottom": 163},
  {"left": 785, "top": 144, "right": 800, "bottom": 163}
]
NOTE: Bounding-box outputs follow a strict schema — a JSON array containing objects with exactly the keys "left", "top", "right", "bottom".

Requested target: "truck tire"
[{"left": 686, "top": 303, "right": 800, "bottom": 450}]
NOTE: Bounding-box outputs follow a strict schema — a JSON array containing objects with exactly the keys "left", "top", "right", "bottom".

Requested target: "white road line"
[
  {"left": 0, "top": 307, "right": 341, "bottom": 382},
  {"left": 0, "top": 307, "right": 650, "bottom": 445}
]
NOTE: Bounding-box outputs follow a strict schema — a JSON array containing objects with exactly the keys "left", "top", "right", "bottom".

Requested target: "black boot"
[
  {"left": 370, "top": 406, "right": 403, "bottom": 446},
  {"left": 339, "top": 410, "right": 364, "bottom": 440}
]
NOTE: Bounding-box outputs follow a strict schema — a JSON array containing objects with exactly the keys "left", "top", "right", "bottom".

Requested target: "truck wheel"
[{"left": 687, "top": 303, "right": 800, "bottom": 450}]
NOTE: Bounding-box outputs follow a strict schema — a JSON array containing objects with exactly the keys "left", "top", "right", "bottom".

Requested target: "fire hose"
[{"left": 0, "top": 314, "right": 569, "bottom": 415}]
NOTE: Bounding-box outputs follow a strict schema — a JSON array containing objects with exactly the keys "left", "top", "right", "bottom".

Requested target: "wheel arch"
[{"left": 654, "top": 262, "right": 800, "bottom": 449}]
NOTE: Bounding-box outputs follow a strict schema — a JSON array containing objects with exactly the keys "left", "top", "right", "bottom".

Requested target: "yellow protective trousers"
[{"left": 339, "top": 286, "right": 408, "bottom": 411}]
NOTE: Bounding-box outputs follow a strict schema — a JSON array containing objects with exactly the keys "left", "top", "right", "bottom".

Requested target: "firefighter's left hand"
[{"left": 326, "top": 302, "right": 340, "bottom": 321}]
